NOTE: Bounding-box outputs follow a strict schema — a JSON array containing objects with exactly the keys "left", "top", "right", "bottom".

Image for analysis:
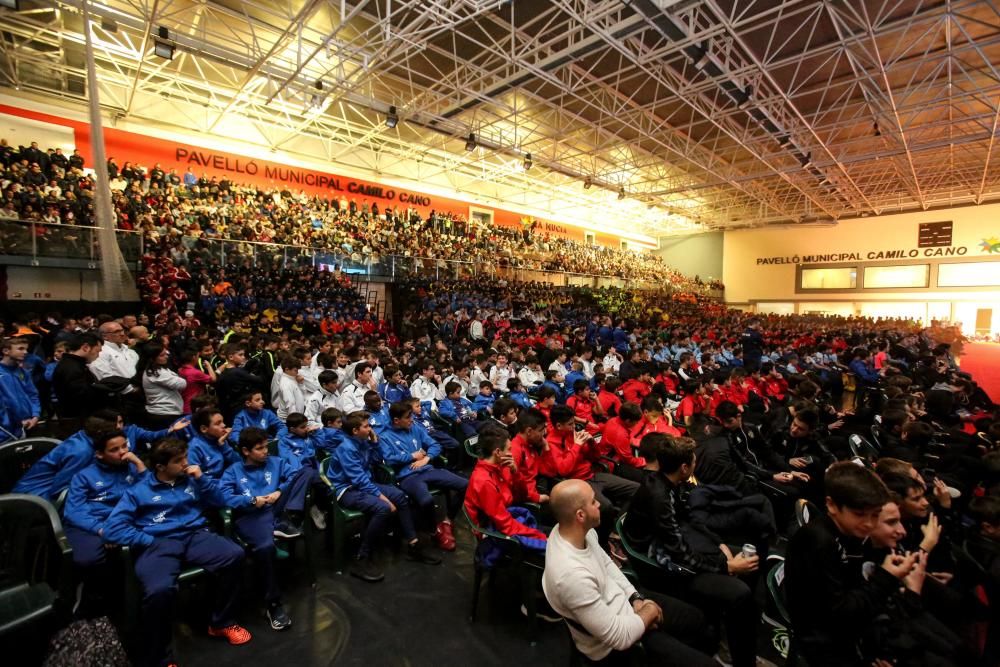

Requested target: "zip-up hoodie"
[
  {"left": 325, "top": 434, "right": 382, "bottom": 499},
  {"left": 64, "top": 460, "right": 146, "bottom": 535},
  {"left": 13, "top": 429, "right": 93, "bottom": 499},
  {"left": 230, "top": 407, "right": 288, "bottom": 444},
  {"left": 104, "top": 472, "right": 248, "bottom": 548},
  {"left": 221, "top": 457, "right": 295, "bottom": 512},
  {"left": 378, "top": 424, "right": 441, "bottom": 480},
  {"left": 187, "top": 432, "right": 242, "bottom": 480}
]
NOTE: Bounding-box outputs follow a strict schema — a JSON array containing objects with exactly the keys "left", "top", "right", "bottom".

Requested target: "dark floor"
[{"left": 169, "top": 526, "right": 790, "bottom": 667}]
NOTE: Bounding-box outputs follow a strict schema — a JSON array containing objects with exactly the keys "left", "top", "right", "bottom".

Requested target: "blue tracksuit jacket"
[
  {"left": 187, "top": 433, "right": 242, "bottom": 480},
  {"left": 104, "top": 472, "right": 248, "bottom": 548},
  {"left": 231, "top": 408, "right": 288, "bottom": 444},
  {"left": 325, "top": 434, "right": 382, "bottom": 499},
  {"left": 379, "top": 425, "right": 441, "bottom": 480},
  {"left": 64, "top": 460, "right": 146, "bottom": 535},
  {"left": 13, "top": 430, "right": 94, "bottom": 499}
]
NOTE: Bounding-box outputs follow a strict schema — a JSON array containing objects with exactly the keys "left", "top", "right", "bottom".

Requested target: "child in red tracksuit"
[
  {"left": 566, "top": 380, "right": 604, "bottom": 435},
  {"left": 508, "top": 408, "right": 550, "bottom": 503},
  {"left": 760, "top": 362, "right": 789, "bottom": 403},
  {"left": 596, "top": 402, "right": 646, "bottom": 483},
  {"left": 464, "top": 426, "right": 547, "bottom": 550}
]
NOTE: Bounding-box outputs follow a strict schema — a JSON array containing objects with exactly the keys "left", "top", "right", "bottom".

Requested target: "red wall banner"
[{"left": 0, "top": 103, "right": 633, "bottom": 246}]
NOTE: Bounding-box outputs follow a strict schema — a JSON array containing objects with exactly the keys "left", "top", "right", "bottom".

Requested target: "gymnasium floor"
[{"left": 171, "top": 527, "right": 788, "bottom": 666}]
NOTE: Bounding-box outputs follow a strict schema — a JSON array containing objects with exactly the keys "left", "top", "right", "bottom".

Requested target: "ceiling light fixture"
[
  {"left": 583, "top": 176, "right": 592, "bottom": 189},
  {"left": 153, "top": 26, "right": 174, "bottom": 60},
  {"left": 617, "top": 186, "right": 626, "bottom": 200},
  {"left": 737, "top": 85, "right": 753, "bottom": 110},
  {"left": 309, "top": 80, "right": 324, "bottom": 108},
  {"left": 778, "top": 135, "right": 791, "bottom": 147},
  {"left": 692, "top": 43, "right": 710, "bottom": 71},
  {"left": 386, "top": 105, "right": 398, "bottom": 128},
  {"left": 464, "top": 133, "right": 477, "bottom": 151},
  {"left": 800, "top": 151, "right": 813, "bottom": 169},
  {"left": 873, "top": 121, "right": 881, "bottom": 137},
  {"left": 523, "top": 153, "right": 532, "bottom": 170}
]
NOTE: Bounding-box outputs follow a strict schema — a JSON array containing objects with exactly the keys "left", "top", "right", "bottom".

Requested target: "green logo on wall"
[{"left": 980, "top": 237, "right": 1000, "bottom": 254}]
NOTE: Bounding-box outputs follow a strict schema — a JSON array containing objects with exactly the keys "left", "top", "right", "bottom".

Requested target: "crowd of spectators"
[
  {"left": 2, "top": 136, "right": 998, "bottom": 667},
  {"left": 2, "top": 137, "right": 729, "bottom": 293}
]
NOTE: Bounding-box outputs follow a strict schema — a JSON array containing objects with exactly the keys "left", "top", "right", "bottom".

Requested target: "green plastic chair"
[
  {"left": 461, "top": 504, "right": 544, "bottom": 644},
  {"left": 765, "top": 558, "right": 800, "bottom": 665},
  {"left": 318, "top": 457, "right": 365, "bottom": 572}
]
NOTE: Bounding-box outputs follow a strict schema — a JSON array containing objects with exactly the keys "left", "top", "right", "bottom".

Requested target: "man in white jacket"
[
  {"left": 90, "top": 321, "right": 138, "bottom": 381},
  {"left": 541, "top": 479, "right": 715, "bottom": 666}
]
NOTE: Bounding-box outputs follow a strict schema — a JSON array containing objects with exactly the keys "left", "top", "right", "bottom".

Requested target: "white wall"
[
  {"left": 6, "top": 266, "right": 139, "bottom": 302},
  {"left": 723, "top": 203, "right": 1000, "bottom": 333}
]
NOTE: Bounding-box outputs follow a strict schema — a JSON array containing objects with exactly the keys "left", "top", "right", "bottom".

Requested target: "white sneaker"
[{"left": 309, "top": 504, "right": 327, "bottom": 530}]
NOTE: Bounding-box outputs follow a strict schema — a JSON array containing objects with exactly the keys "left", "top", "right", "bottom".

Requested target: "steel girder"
[{"left": 2, "top": 0, "right": 1000, "bottom": 234}]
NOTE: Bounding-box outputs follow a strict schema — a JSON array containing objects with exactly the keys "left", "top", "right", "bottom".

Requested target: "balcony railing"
[
  {"left": 0, "top": 218, "right": 722, "bottom": 296},
  {"left": 0, "top": 218, "right": 143, "bottom": 264}
]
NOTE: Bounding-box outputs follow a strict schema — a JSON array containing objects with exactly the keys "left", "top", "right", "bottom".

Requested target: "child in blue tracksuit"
[
  {"left": 506, "top": 378, "right": 535, "bottom": 409},
  {"left": 325, "top": 412, "right": 440, "bottom": 583},
  {"left": 278, "top": 412, "right": 330, "bottom": 528},
  {"left": 379, "top": 402, "right": 468, "bottom": 551},
  {"left": 314, "top": 407, "right": 346, "bottom": 455},
  {"left": 230, "top": 391, "right": 288, "bottom": 445},
  {"left": 364, "top": 391, "right": 391, "bottom": 434},
  {"left": 221, "top": 427, "right": 308, "bottom": 631},
  {"left": 63, "top": 429, "right": 147, "bottom": 616},
  {"left": 104, "top": 438, "right": 253, "bottom": 666},
  {"left": 13, "top": 413, "right": 119, "bottom": 499},
  {"left": 473, "top": 381, "right": 497, "bottom": 414},
  {"left": 439, "top": 381, "right": 480, "bottom": 438},
  {"left": 407, "top": 397, "right": 460, "bottom": 452},
  {"left": 186, "top": 407, "right": 241, "bottom": 480},
  {"left": 378, "top": 366, "right": 411, "bottom": 404},
  {"left": 0, "top": 337, "right": 41, "bottom": 436}
]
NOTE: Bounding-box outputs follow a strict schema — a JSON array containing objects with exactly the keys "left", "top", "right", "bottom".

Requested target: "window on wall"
[
  {"left": 800, "top": 267, "right": 857, "bottom": 289},
  {"left": 937, "top": 262, "right": 1000, "bottom": 287},
  {"left": 863, "top": 264, "right": 929, "bottom": 289}
]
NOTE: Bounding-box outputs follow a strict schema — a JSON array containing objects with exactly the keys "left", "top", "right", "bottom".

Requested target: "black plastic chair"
[
  {"left": 795, "top": 498, "right": 819, "bottom": 528},
  {"left": 615, "top": 512, "right": 694, "bottom": 590},
  {"left": 848, "top": 434, "right": 879, "bottom": 464},
  {"left": 764, "top": 557, "right": 801, "bottom": 665},
  {"left": 0, "top": 494, "right": 74, "bottom": 637},
  {"left": 0, "top": 437, "right": 61, "bottom": 493}
]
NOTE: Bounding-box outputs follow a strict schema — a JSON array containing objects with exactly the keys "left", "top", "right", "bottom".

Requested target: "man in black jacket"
[
  {"left": 785, "top": 462, "right": 915, "bottom": 666},
  {"left": 51, "top": 332, "right": 104, "bottom": 421},
  {"left": 624, "top": 433, "right": 765, "bottom": 667}
]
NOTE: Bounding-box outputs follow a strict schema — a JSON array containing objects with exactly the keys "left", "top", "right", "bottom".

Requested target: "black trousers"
[
  {"left": 589, "top": 472, "right": 639, "bottom": 542},
  {"left": 676, "top": 572, "right": 760, "bottom": 667},
  {"left": 579, "top": 590, "right": 717, "bottom": 666}
]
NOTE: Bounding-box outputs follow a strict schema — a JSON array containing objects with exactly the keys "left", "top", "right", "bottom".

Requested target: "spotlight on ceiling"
[
  {"left": 778, "top": 135, "right": 791, "bottom": 147},
  {"left": 464, "top": 133, "right": 477, "bottom": 151},
  {"left": 523, "top": 153, "right": 532, "bottom": 170},
  {"left": 101, "top": 18, "right": 118, "bottom": 32},
  {"left": 800, "top": 151, "right": 813, "bottom": 169},
  {"left": 737, "top": 85, "right": 753, "bottom": 110},
  {"left": 386, "top": 105, "right": 398, "bottom": 128},
  {"left": 153, "top": 26, "right": 174, "bottom": 60},
  {"left": 691, "top": 43, "right": 710, "bottom": 71},
  {"left": 617, "top": 186, "right": 626, "bottom": 200},
  {"left": 0, "top": 0, "right": 22, "bottom": 10},
  {"left": 873, "top": 121, "right": 881, "bottom": 137},
  {"left": 583, "top": 176, "right": 592, "bottom": 189},
  {"left": 309, "top": 80, "right": 324, "bottom": 108}
]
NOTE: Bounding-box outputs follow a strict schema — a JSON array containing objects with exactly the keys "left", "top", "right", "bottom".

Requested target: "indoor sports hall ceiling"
[{"left": 2, "top": 0, "right": 1000, "bottom": 236}]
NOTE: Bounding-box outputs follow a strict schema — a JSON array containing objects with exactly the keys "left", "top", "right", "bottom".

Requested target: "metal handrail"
[{"left": 0, "top": 218, "right": 722, "bottom": 294}]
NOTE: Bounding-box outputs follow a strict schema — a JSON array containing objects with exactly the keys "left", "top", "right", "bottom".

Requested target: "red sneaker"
[
  {"left": 434, "top": 521, "right": 456, "bottom": 551},
  {"left": 207, "top": 624, "right": 253, "bottom": 645}
]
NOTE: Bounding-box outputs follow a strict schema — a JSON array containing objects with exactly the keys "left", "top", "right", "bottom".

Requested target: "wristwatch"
[{"left": 628, "top": 592, "right": 645, "bottom": 605}]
